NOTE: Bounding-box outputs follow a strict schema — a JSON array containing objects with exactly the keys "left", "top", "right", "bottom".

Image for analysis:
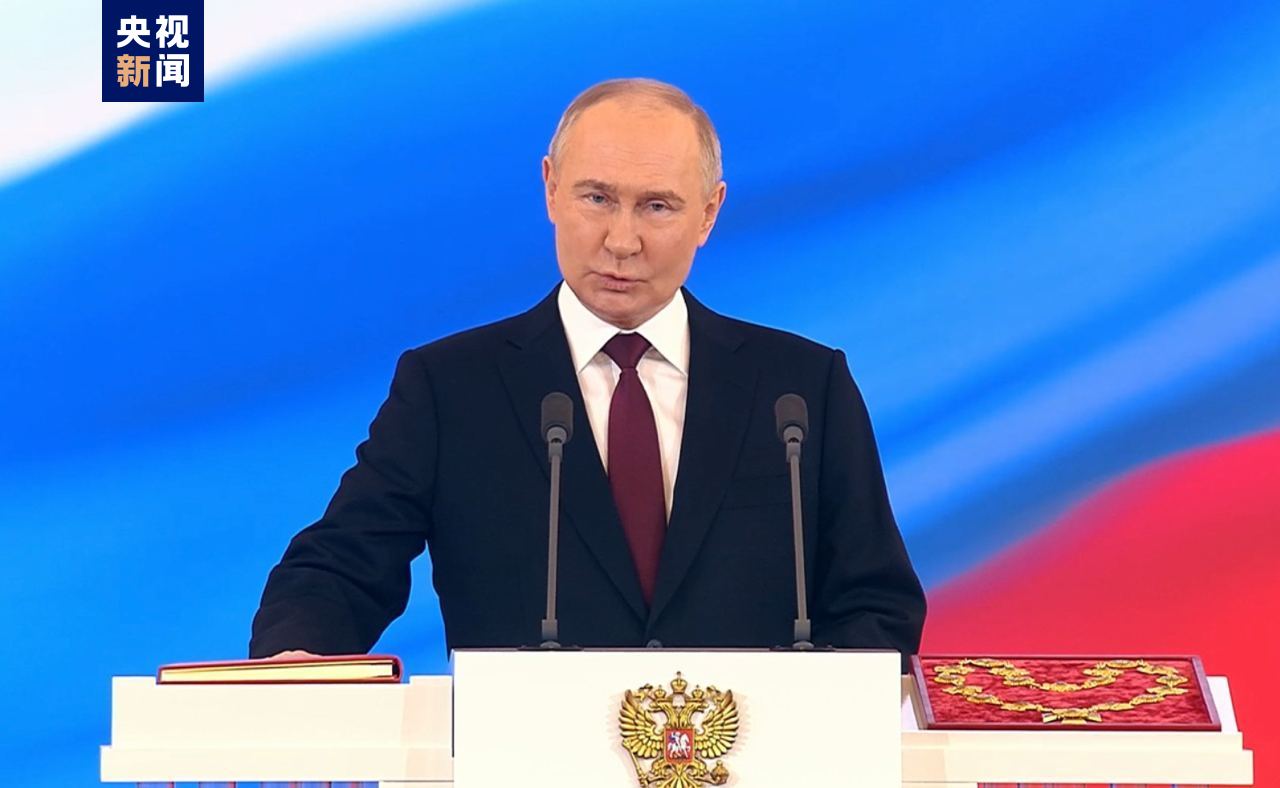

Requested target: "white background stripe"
[{"left": 0, "top": 0, "right": 489, "bottom": 186}]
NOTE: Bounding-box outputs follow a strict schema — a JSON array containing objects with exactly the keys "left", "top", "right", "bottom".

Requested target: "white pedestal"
[
  {"left": 452, "top": 648, "right": 902, "bottom": 787},
  {"left": 100, "top": 675, "right": 453, "bottom": 783},
  {"left": 899, "top": 675, "right": 1253, "bottom": 786},
  {"left": 101, "top": 667, "right": 1253, "bottom": 786}
]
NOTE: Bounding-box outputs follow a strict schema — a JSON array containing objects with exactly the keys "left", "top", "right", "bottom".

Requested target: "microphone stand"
[
  {"left": 776, "top": 393, "right": 815, "bottom": 650},
  {"left": 785, "top": 432, "right": 814, "bottom": 650},
  {"left": 540, "top": 424, "right": 565, "bottom": 648},
  {"left": 535, "top": 391, "right": 573, "bottom": 650}
]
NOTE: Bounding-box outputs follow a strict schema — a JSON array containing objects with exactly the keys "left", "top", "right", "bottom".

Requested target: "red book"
[{"left": 157, "top": 654, "right": 403, "bottom": 684}]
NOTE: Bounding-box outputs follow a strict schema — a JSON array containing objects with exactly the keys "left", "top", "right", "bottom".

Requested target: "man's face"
[{"left": 543, "top": 98, "right": 726, "bottom": 329}]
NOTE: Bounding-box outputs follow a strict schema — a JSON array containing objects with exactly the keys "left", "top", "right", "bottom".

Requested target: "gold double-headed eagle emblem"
[{"left": 618, "top": 672, "right": 740, "bottom": 787}]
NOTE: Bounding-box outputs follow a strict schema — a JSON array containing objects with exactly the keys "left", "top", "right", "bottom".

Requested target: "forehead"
[{"left": 558, "top": 98, "right": 702, "bottom": 190}]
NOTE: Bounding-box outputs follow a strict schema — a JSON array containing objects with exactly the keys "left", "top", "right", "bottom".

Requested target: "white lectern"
[
  {"left": 101, "top": 649, "right": 1254, "bottom": 786},
  {"left": 453, "top": 649, "right": 900, "bottom": 786}
]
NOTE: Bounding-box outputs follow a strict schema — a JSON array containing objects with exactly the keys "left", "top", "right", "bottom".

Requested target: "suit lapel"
[
  {"left": 496, "top": 286, "right": 648, "bottom": 623},
  {"left": 648, "top": 290, "right": 757, "bottom": 627}
]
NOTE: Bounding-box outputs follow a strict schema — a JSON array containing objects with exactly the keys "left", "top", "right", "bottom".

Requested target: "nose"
[{"left": 603, "top": 209, "right": 642, "bottom": 260}]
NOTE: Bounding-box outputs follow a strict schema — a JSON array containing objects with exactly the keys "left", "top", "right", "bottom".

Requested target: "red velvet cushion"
[{"left": 915, "top": 656, "right": 1217, "bottom": 729}]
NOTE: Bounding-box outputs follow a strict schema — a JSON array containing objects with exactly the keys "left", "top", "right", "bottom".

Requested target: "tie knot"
[{"left": 603, "top": 332, "right": 651, "bottom": 370}]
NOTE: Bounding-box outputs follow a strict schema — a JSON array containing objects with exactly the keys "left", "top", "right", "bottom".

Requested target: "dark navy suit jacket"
[{"left": 250, "top": 287, "right": 925, "bottom": 665}]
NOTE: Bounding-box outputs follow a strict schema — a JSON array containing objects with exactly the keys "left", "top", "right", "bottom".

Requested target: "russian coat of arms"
[{"left": 618, "top": 672, "right": 740, "bottom": 786}]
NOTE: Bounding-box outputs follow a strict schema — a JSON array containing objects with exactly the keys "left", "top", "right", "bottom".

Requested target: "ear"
[
  {"left": 542, "top": 156, "right": 558, "bottom": 224},
  {"left": 696, "top": 180, "right": 727, "bottom": 247}
]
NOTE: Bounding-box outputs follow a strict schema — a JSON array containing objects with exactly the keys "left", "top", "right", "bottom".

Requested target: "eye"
[
  {"left": 585, "top": 192, "right": 610, "bottom": 206},
  {"left": 646, "top": 201, "right": 671, "bottom": 213}
]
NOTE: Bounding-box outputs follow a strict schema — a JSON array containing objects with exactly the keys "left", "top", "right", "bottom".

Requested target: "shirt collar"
[{"left": 557, "top": 281, "right": 690, "bottom": 376}]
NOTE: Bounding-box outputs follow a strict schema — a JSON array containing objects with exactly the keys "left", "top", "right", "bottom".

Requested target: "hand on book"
[{"left": 268, "top": 650, "right": 319, "bottom": 660}]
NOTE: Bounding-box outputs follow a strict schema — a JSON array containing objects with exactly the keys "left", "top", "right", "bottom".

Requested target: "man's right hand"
[{"left": 267, "top": 650, "right": 319, "bottom": 660}]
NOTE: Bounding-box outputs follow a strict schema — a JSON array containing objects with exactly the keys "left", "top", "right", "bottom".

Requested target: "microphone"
[
  {"left": 775, "top": 393, "right": 807, "bottom": 454},
  {"left": 539, "top": 393, "right": 573, "bottom": 648},
  {"left": 775, "top": 394, "right": 813, "bottom": 650},
  {"left": 542, "top": 391, "right": 573, "bottom": 449}
]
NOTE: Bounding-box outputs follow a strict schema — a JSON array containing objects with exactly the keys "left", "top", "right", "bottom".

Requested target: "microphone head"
[
  {"left": 541, "top": 392, "right": 573, "bottom": 443},
  {"left": 774, "top": 394, "right": 808, "bottom": 442}
]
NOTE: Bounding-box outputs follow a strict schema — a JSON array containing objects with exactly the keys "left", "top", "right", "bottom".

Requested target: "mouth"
[{"left": 593, "top": 272, "right": 642, "bottom": 292}]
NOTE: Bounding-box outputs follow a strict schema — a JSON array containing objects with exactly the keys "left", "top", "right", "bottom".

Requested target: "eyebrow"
[{"left": 572, "top": 180, "right": 687, "bottom": 207}]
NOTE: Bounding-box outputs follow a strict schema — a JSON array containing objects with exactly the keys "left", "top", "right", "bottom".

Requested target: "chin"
[{"left": 586, "top": 292, "right": 648, "bottom": 328}]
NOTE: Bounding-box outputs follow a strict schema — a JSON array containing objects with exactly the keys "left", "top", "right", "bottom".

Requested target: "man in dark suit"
[{"left": 250, "top": 78, "right": 925, "bottom": 665}]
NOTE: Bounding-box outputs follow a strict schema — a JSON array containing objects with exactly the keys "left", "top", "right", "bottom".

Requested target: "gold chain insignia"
[
  {"left": 932, "top": 658, "right": 1190, "bottom": 724},
  {"left": 619, "top": 672, "right": 740, "bottom": 787}
]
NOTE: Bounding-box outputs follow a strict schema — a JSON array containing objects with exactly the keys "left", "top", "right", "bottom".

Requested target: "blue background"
[{"left": 3, "top": 1, "right": 1280, "bottom": 784}]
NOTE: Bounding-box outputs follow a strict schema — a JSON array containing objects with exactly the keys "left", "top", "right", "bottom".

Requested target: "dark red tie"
[{"left": 603, "top": 332, "right": 666, "bottom": 606}]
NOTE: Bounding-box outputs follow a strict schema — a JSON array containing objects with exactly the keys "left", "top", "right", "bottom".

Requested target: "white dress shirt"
[{"left": 557, "top": 282, "right": 690, "bottom": 518}]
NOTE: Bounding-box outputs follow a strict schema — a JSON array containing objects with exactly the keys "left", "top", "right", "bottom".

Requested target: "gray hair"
[{"left": 547, "top": 78, "right": 723, "bottom": 195}]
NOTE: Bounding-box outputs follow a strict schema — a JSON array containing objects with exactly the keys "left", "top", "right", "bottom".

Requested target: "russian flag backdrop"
[{"left": 1, "top": 1, "right": 1277, "bottom": 784}]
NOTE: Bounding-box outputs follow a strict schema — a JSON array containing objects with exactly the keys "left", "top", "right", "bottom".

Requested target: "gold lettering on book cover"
[
  {"left": 932, "top": 658, "right": 1190, "bottom": 724},
  {"left": 619, "top": 672, "right": 739, "bottom": 786}
]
